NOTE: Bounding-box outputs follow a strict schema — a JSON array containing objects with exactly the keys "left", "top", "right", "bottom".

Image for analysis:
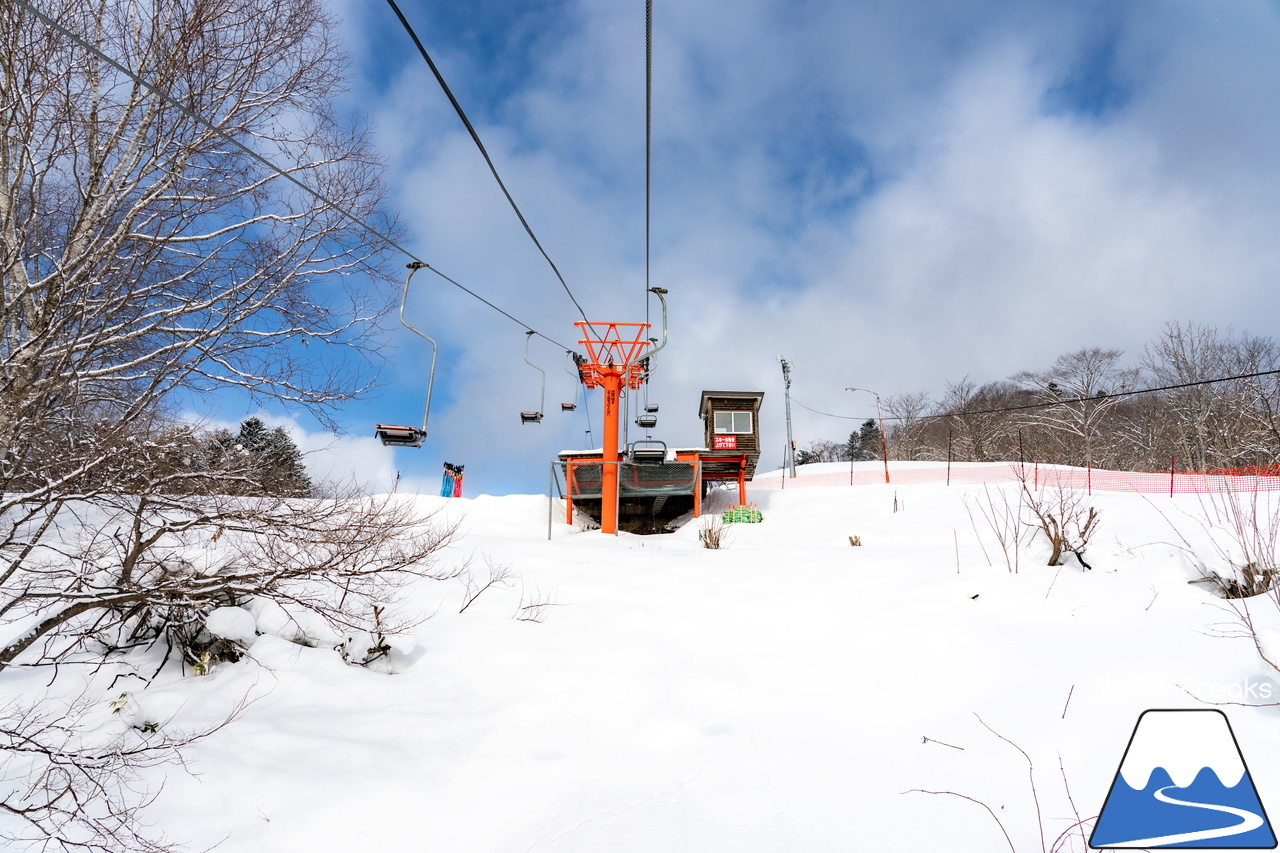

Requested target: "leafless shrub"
[
  {"left": 1018, "top": 480, "right": 1098, "bottom": 569},
  {"left": 338, "top": 604, "right": 393, "bottom": 668},
  {"left": 962, "top": 485, "right": 1023, "bottom": 573},
  {"left": 1190, "top": 564, "right": 1279, "bottom": 600},
  {"left": 459, "top": 556, "right": 515, "bottom": 614},
  {"left": 0, "top": 691, "right": 245, "bottom": 853},
  {"left": 1200, "top": 489, "right": 1280, "bottom": 578},
  {"left": 1156, "top": 489, "right": 1280, "bottom": 602},
  {"left": 699, "top": 517, "right": 729, "bottom": 550},
  {"left": 962, "top": 478, "right": 1099, "bottom": 573},
  {"left": 1159, "top": 489, "right": 1280, "bottom": 675},
  {"left": 0, "top": 491, "right": 458, "bottom": 675},
  {"left": 514, "top": 584, "right": 562, "bottom": 623},
  {"left": 906, "top": 714, "right": 1095, "bottom": 853}
]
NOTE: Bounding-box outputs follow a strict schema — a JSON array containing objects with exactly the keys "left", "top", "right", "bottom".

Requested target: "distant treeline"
[{"left": 799, "top": 322, "right": 1280, "bottom": 472}]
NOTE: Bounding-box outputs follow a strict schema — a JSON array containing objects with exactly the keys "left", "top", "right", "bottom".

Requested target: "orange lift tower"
[{"left": 575, "top": 289, "right": 668, "bottom": 535}]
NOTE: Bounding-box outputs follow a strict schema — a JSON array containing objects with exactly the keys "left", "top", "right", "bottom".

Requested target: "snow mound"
[{"left": 204, "top": 606, "right": 257, "bottom": 643}]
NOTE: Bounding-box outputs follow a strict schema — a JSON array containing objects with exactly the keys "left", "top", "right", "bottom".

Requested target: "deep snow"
[{"left": 11, "top": 465, "right": 1280, "bottom": 851}]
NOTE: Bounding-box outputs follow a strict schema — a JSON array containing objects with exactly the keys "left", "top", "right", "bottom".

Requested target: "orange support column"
[
  {"left": 737, "top": 456, "right": 748, "bottom": 507},
  {"left": 574, "top": 321, "right": 652, "bottom": 536},
  {"left": 565, "top": 463, "right": 575, "bottom": 525},
  {"left": 600, "top": 372, "right": 623, "bottom": 535}
]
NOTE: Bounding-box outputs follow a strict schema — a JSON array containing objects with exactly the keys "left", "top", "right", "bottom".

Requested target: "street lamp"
[{"left": 844, "top": 387, "right": 890, "bottom": 484}]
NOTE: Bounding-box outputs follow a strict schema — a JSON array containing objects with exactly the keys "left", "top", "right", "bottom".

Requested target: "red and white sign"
[{"left": 713, "top": 435, "right": 738, "bottom": 450}]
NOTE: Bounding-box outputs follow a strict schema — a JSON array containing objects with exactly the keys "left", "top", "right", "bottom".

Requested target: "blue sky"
[{"left": 203, "top": 0, "right": 1280, "bottom": 496}]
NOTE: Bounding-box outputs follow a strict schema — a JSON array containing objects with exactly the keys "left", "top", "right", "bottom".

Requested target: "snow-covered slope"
[{"left": 29, "top": 478, "right": 1280, "bottom": 851}]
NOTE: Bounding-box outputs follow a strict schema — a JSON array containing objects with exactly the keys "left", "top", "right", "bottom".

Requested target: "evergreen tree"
[
  {"left": 236, "top": 417, "right": 271, "bottom": 455},
  {"left": 204, "top": 418, "right": 311, "bottom": 496},
  {"left": 846, "top": 419, "right": 881, "bottom": 462},
  {"left": 260, "top": 425, "right": 312, "bottom": 497}
]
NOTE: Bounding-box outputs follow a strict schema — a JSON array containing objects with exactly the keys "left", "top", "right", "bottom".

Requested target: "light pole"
[
  {"left": 779, "top": 355, "right": 796, "bottom": 478},
  {"left": 845, "top": 387, "right": 890, "bottom": 484}
]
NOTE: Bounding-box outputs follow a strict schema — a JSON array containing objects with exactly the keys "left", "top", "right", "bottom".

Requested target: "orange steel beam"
[
  {"left": 575, "top": 321, "right": 651, "bottom": 534},
  {"left": 600, "top": 371, "right": 623, "bottom": 533},
  {"left": 565, "top": 464, "right": 575, "bottom": 525}
]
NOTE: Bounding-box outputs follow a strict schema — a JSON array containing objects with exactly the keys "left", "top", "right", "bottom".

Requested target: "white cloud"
[{"left": 318, "top": 0, "right": 1280, "bottom": 492}]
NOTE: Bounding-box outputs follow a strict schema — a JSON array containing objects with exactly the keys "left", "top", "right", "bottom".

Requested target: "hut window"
[{"left": 714, "top": 411, "right": 753, "bottom": 434}]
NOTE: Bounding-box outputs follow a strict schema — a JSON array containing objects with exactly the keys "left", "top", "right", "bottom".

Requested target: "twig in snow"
[
  {"left": 974, "top": 714, "right": 1046, "bottom": 853},
  {"left": 921, "top": 736, "right": 964, "bottom": 750},
  {"left": 903, "top": 789, "right": 1015, "bottom": 853}
]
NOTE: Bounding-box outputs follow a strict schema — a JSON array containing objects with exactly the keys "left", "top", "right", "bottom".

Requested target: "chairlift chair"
[
  {"left": 374, "top": 423, "right": 425, "bottom": 448},
  {"left": 375, "top": 262, "right": 437, "bottom": 448},
  {"left": 560, "top": 351, "right": 579, "bottom": 411},
  {"left": 629, "top": 439, "right": 667, "bottom": 465},
  {"left": 521, "top": 331, "right": 545, "bottom": 424},
  {"left": 635, "top": 414, "right": 658, "bottom": 430}
]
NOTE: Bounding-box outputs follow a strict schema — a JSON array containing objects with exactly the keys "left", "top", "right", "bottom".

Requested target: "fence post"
[
  {"left": 1087, "top": 460, "right": 1092, "bottom": 496},
  {"left": 1170, "top": 456, "right": 1175, "bottom": 498},
  {"left": 947, "top": 431, "right": 952, "bottom": 486}
]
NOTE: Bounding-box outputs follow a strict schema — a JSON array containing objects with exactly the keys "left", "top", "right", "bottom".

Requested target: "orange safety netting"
[{"left": 747, "top": 463, "right": 1280, "bottom": 495}]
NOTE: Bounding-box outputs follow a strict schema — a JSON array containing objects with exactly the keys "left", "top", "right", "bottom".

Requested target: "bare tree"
[
  {"left": 0, "top": 4, "right": 431, "bottom": 850},
  {"left": 938, "top": 377, "right": 1026, "bottom": 462},
  {"left": 884, "top": 390, "right": 932, "bottom": 461},
  {"left": 795, "top": 439, "right": 846, "bottom": 465},
  {"left": 1012, "top": 348, "right": 1139, "bottom": 468},
  {"left": 0, "top": 0, "right": 395, "bottom": 491},
  {"left": 1227, "top": 333, "right": 1280, "bottom": 466},
  {"left": 1138, "top": 323, "right": 1280, "bottom": 470}
]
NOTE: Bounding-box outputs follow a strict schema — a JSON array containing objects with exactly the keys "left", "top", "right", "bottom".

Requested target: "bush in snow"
[
  {"left": 699, "top": 517, "right": 729, "bottom": 549},
  {"left": 1018, "top": 480, "right": 1099, "bottom": 569}
]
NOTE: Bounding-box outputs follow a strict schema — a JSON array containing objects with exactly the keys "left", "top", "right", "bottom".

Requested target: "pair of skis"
[{"left": 440, "top": 462, "right": 464, "bottom": 498}]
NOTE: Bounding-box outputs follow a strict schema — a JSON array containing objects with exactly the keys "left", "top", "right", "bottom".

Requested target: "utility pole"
[
  {"left": 845, "top": 387, "right": 890, "bottom": 484},
  {"left": 778, "top": 355, "right": 796, "bottom": 478}
]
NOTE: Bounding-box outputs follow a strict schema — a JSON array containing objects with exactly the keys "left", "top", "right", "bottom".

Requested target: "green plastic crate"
[{"left": 722, "top": 505, "right": 763, "bottom": 524}]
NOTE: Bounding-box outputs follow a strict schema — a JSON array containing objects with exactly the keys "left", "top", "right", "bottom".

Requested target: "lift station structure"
[
  {"left": 559, "top": 311, "right": 765, "bottom": 535},
  {"left": 557, "top": 386, "right": 765, "bottom": 535}
]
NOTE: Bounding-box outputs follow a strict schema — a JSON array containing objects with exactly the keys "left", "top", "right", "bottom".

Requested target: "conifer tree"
[{"left": 846, "top": 419, "right": 881, "bottom": 462}]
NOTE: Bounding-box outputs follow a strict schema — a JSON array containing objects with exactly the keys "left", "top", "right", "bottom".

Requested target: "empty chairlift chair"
[
  {"left": 561, "top": 351, "right": 579, "bottom": 412},
  {"left": 635, "top": 403, "right": 658, "bottom": 430},
  {"left": 628, "top": 439, "right": 667, "bottom": 465},
  {"left": 374, "top": 423, "right": 426, "bottom": 447},
  {"left": 521, "top": 330, "right": 545, "bottom": 424},
  {"left": 375, "top": 262, "right": 436, "bottom": 449}
]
